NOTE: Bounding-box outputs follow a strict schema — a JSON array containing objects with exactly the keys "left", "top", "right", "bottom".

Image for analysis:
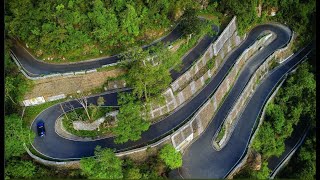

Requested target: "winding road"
[
  {"left": 28, "top": 22, "right": 306, "bottom": 163},
  {"left": 11, "top": 22, "right": 219, "bottom": 78},
  {"left": 176, "top": 44, "right": 313, "bottom": 179}
]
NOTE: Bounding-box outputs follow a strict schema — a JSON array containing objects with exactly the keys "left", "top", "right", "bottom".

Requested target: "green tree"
[
  {"left": 219, "top": 0, "right": 258, "bottom": 35},
  {"left": 5, "top": 159, "right": 36, "bottom": 179},
  {"left": 112, "top": 93, "right": 150, "bottom": 144},
  {"left": 179, "top": 8, "right": 202, "bottom": 36},
  {"left": 159, "top": 144, "right": 182, "bottom": 169},
  {"left": 124, "top": 167, "right": 142, "bottom": 179},
  {"left": 5, "top": 114, "right": 35, "bottom": 159},
  {"left": 121, "top": 45, "right": 174, "bottom": 103},
  {"left": 251, "top": 162, "right": 271, "bottom": 179},
  {"left": 265, "top": 103, "right": 285, "bottom": 134},
  {"left": 123, "top": 159, "right": 143, "bottom": 179},
  {"left": 80, "top": 146, "right": 123, "bottom": 179},
  {"left": 252, "top": 121, "right": 285, "bottom": 158},
  {"left": 120, "top": 4, "right": 140, "bottom": 40}
]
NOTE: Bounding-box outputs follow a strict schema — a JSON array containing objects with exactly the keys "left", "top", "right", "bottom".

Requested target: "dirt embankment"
[{"left": 24, "top": 69, "right": 125, "bottom": 100}]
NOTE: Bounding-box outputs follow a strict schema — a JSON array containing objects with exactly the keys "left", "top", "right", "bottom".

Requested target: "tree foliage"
[
  {"left": 5, "top": 0, "right": 198, "bottom": 61},
  {"left": 5, "top": 159, "right": 36, "bottom": 179},
  {"left": 5, "top": 40, "right": 32, "bottom": 114},
  {"left": 179, "top": 8, "right": 202, "bottom": 36},
  {"left": 218, "top": 0, "right": 316, "bottom": 45},
  {"left": 121, "top": 44, "right": 176, "bottom": 102},
  {"left": 5, "top": 114, "right": 35, "bottom": 160},
  {"left": 218, "top": 0, "right": 258, "bottom": 35},
  {"left": 80, "top": 146, "right": 123, "bottom": 179},
  {"left": 251, "top": 61, "right": 315, "bottom": 176},
  {"left": 159, "top": 144, "right": 182, "bottom": 169},
  {"left": 112, "top": 93, "right": 150, "bottom": 144}
]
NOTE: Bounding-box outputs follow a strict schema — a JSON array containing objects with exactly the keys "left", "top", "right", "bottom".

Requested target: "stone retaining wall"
[
  {"left": 214, "top": 32, "right": 295, "bottom": 150},
  {"left": 225, "top": 78, "right": 286, "bottom": 179},
  {"left": 150, "top": 16, "right": 243, "bottom": 119},
  {"left": 171, "top": 31, "right": 276, "bottom": 152}
]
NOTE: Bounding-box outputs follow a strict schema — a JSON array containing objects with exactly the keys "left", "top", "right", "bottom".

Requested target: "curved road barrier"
[
  {"left": 177, "top": 44, "right": 313, "bottom": 179},
  {"left": 30, "top": 22, "right": 297, "bottom": 161}
]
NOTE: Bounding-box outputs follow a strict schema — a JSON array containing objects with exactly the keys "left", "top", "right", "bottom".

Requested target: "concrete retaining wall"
[
  {"left": 214, "top": 32, "right": 295, "bottom": 150},
  {"left": 170, "top": 31, "right": 275, "bottom": 153},
  {"left": 226, "top": 78, "right": 286, "bottom": 179},
  {"left": 150, "top": 16, "right": 243, "bottom": 119},
  {"left": 171, "top": 16, "right": 238, "bottom": 93},
  {"left": 23, "top": 94, "right": 67, "bottom": 106}
]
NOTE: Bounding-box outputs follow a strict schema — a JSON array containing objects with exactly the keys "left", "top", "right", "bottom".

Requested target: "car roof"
[{"left": 37, "top": 121, "right": 45, "bottom": 126}]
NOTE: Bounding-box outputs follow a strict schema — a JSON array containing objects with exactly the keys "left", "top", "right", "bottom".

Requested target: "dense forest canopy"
[
  {"left": 5, "top": 0, "right": 196, "bottom": 61},
  {"left": 218, "top": 0, "right": 316, "bottom": 47}
]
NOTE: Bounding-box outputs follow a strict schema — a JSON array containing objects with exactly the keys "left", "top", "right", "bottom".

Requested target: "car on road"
[{"left": 37, "top": 121, "right": 46, "bottom": 137}]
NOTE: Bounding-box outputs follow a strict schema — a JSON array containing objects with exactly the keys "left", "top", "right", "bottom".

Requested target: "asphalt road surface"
[
  {"left": 176, "top": 44, "right": 313, "bottom": 179},
  {"left": 30, "top": 23, "right": 296, "bottom": 161}
]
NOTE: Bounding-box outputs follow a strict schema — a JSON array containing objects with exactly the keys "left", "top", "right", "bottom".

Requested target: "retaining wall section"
[
  {"left": 171, "top": 16, "right": 238, "bottom": 93},
  {"left": 171, "top": 32, "right": 275, "bottom": 152},
  {"left": 225, "top": 78, "right": 286, "bottom": 179},
  {"left": 214, "top": 32, "right": 295, "bottom": 150},
  {"left": 150, "top": 16, "right": 243, "bottom": 119}
]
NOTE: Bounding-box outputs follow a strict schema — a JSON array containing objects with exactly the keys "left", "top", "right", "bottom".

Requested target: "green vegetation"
[
  {"left": 207, "top": 57, "right": 216, "bottom": 70},
  {"left": 159, "top": 144, "right": 182, "bottom": 169},
  {"left": 79, "top": 144, "right": 178, "bottom": 179},
  {"left": 5, "top": 159, "right": 36, "bottom": 179},
  {"left": 63, "top": 100, "right": 110, "bottom": 122},
  {"left": 5, "top": 40, "right": 33, "bottom": 114},
  {"left": 5, "top": 0, "right": 198, "bottom": 62},
  {"left": 5, "top": 114, "right": 35, "bottom": 160},
  {"left": 218, "top": 0, "right": 258, "bottom": 36},
  {"left": 218, "top": 0, "right": 316, "bottom": 49},
  {"left": 215, "top": 124, "right": 226, "bottom": 143},
  {"left": 277, "top": 127, "right": 316, "bottom": 179},
  {"left": 62, "top": 107, "right": 117, "bottom": 138},
  {"left": 80, "top": 146, "right": 123, "bottom": 179},
  {"left": 235, "top": 61, "right": 316, "bottom": 179},
  {"left": 179, "top": 8, "right": 203, "bottom": 37},
  {"left": 121, "top": 44, "right": 177, "bottom": 103},
  {"left": 112, "top": 93, "right": 150, "bottom": 144}
]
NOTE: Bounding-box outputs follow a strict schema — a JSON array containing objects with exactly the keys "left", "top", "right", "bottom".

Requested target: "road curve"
[
  {"left": 177, "top": 44, "right": 313, "bottom": 179},
  {"left": 11, "top": 23, "right": 219, "bottom": 77},
  {"left": 31, "top": 23, "right": 292, "bottom": 160}
]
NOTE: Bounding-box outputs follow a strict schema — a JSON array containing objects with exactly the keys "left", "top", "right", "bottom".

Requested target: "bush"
[{"left": 159, "top": 144, "right": 182, "bottom": 169}]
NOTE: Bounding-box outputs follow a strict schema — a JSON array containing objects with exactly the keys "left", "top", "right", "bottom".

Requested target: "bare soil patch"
[{"left": 24, "top": 69, "right": 125, "bottom": 99}]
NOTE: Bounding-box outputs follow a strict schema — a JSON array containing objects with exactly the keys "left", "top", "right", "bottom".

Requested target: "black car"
[{"left": 37, "top": 121, "right": 46, "bottom": 137}]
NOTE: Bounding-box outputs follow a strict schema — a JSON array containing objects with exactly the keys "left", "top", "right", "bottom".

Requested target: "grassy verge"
[{"left": 215, "top": 124, "right": 226, "bottom": 143}]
